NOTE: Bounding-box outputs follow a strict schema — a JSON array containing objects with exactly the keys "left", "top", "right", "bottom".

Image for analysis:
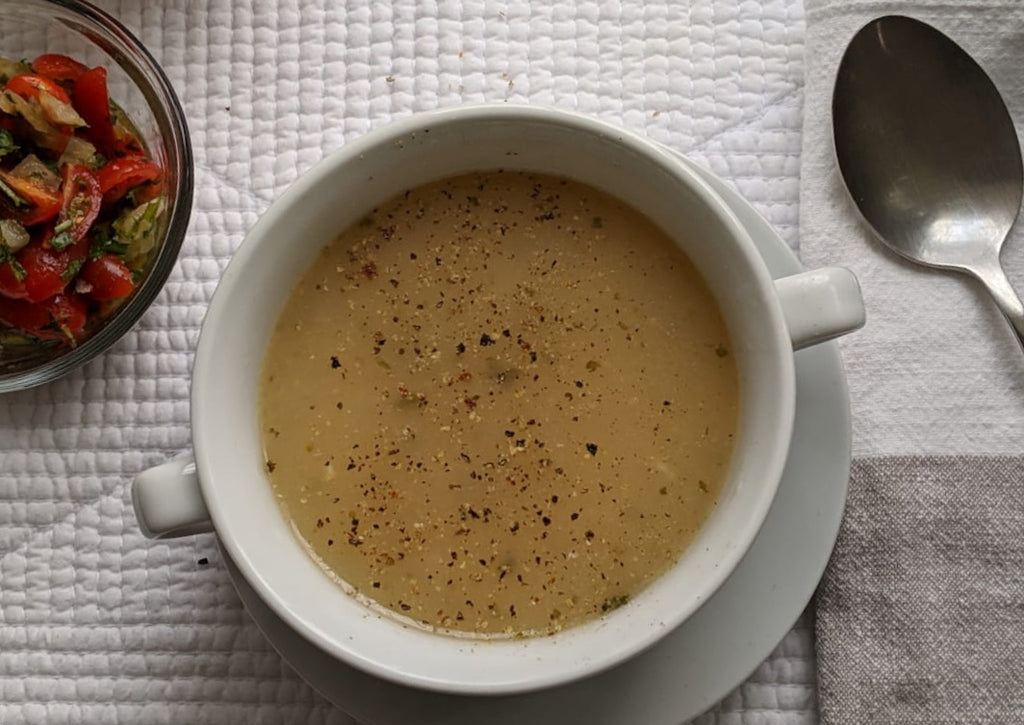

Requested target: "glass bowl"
[{"left": 0, "top": 0, "right": 193, "bottom": 392}]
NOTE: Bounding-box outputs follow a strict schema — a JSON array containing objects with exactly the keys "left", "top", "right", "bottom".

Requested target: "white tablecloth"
[{"left": 0, "top": 1, "right": 816, "bottom": 722}]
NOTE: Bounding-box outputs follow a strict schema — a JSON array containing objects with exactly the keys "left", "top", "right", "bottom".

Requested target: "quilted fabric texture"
[{"left": 0, "top": 1, "right": 812, "bottom": 722}]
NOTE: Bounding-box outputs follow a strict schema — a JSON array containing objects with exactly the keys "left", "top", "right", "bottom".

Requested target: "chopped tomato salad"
[{"left": 0, "top": 53, "right": 164, "bottom": 347}]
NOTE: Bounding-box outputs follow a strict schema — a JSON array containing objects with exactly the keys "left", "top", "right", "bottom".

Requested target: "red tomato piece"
[
  {"left": 55, "top": 164, "right": 101, "bottom": 246},
  {"left": 5, "top": 73, "right": 72, "bottom": 105},
  {"left": 41, "top": 292, "right": 87, "bottom": 337},
  {"left": 132, "top": 178, "right": 163, "bottom": 205},
  {"left": 20, "top": 195, "right": 62, "bottom": 226},
  {"left": 18, "top": 241, "right": 67, "bottom": 302},
  {"left": 0, "top": 295, "right": 51, "bottom": 332},
  {"left": 17, "top": 235, "right": 88, "bottom": 303},
  {"left": 78, "top": 254, "right": 134, "bottom": 300},
  {"left": 73, "top": 67, "right": 117, "bottom": 155},
  {"left": 0, "top": 170, "right": 62, "bottom": 226},
  {"left": 97, "top": 157, "right": 162, "bottom": 205},
  {"left": 31, "top": 54, "right": 89, "bottom": 83},
  {"left": 0, "top": 293, "right": 87, "bottom": 340}
]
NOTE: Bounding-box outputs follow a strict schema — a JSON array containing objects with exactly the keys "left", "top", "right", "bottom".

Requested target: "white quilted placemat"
[{"left": 0, "top": 1, "right": 812, "bottom": 722}]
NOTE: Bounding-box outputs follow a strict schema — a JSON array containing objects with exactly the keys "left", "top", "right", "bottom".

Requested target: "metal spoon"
[{"left": 833, "top": 15, "right": 1024, "bottom": 348}]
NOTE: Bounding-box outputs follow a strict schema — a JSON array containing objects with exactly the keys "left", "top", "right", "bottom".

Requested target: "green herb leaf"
[
  {"left": 8, "top": 256, "right": 26, "bottom": 282},
  {"left": 600, "top": 594, "right": 629, "bottom": 613},
  {"left": 0, "top": 244, "right": 23, "bottom": 282},
  {"left": 86, "top": 152, "right": 106, "bottom": 171},
  {"left": 61, "top": 257, "right": 84, "bottom": 283},
  {"left": 50, "top": 230, "right": 74, "bottom": 251},
  {"left": 0, "top": 129, "right": 18, "bottom": 158},
  {"left": 58, "top": 322, "right": 75, "bottom": 345},
  {"left": 0, "top": 177, "right": 25, "bottom": 207},
  {"left": 89, "top": 230, "right": 129, "bottom": 259}
]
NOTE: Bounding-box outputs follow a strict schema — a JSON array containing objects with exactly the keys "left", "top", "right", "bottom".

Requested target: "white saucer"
[{"left": 222, "top": 155, "right": 851, "bottom": 725}]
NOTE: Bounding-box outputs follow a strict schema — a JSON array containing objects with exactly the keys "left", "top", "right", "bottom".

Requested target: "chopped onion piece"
[
  {"left": 115, "top": 198, "right": 164, "bottom": 266},
  {"left": 0, "top": 90, "right": 52, "bottom": 132},
  {"left": 11, "top": 154, "right": 60, "bottom": 194},
  {"left": 0, "top": 218, "right": 29, "bottom": 251},
  {"left": 0, "top": 57, "right": 30, "bottom": 83},
  {"left": 58, "top": 136, "right": 97, "bottom": 167},
  {"left": 0, "top": 89, "right": 19, "bottom": 115},
  {"left": 38, "top": 90, "right": 87, "bottom": 127}
]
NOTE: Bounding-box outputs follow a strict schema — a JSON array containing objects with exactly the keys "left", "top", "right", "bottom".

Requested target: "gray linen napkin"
[
  {"left": 816, "top": 458, "right": 1024, "bottom": 723},
  {"left": 800, "top": 2, "right": 1024, "bottom": 723}
]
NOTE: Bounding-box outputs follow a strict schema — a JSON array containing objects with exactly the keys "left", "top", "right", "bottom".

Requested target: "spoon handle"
[{"left": 970, "top": 258, "right": 1024, "bottom": 352}]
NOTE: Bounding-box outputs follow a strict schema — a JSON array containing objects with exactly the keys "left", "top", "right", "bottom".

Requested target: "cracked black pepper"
[{"left": 258, "top": 171, "right": 737, "bottom": 638}]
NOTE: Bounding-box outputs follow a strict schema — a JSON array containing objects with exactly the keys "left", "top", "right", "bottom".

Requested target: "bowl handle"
[
  {"left": 774, "top": 267, "right": 865, "bottom": 350},
  {"left": 132, "top": 454, "right": 213, "bottom": 538}
]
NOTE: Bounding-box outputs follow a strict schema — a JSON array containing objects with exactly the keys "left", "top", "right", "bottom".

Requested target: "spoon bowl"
[{"left": 833, "top": 15, "right": 1024, "bottom": 347}]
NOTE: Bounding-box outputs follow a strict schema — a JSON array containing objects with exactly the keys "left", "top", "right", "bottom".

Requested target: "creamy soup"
[{"left": 259, "top": 171, "right": 738, "bottom": 637}]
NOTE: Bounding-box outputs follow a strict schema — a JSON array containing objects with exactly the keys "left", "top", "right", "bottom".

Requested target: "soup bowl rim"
[{"left": 191, "top": 103, "right": 796, "bottom": 695}]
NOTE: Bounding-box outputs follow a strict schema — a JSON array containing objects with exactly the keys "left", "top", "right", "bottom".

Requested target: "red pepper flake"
[
  {"left": 361, "top": 261, "right": 377, "bottom": 279},
  {"left": 464, "top": 396, "right": 479, "bottom": 410}
]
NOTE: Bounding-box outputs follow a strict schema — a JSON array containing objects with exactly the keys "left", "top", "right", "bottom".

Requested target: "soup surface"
[{"left": 259, "top": 171, "right": 738, "bottom": 637}]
